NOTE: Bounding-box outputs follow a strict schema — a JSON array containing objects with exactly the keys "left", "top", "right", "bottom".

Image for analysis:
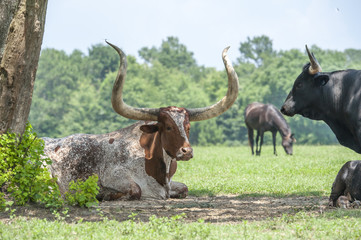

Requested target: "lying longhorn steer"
[
  {"left": 329, "top": 160, "right": 361, "bottom": 208},
  {"left": 43, "top": 41, "right": 239, "bottom": 200},
  {"left": 281, "top": 45, "right": 361, "bottom": 153}
]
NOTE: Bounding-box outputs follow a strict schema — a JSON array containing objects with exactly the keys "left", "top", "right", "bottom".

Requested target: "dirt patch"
[{"left": 0, "top": 195, "right": 330, "bottom": 223}]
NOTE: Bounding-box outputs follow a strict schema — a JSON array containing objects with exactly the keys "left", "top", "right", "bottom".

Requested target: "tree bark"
[{"left": 0, "top": 0, "right": 48, "bottom": 135}]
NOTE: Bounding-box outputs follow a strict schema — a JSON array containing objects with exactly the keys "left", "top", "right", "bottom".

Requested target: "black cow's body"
[
  {"left": 281, "top": 45, "right": 361, "bottom": 153},
  {"left": 329, "top": 160, "right": 361, "bottom": 207},
  {"left": 322, "top": 70, "right": 361, "bottom": 153}
]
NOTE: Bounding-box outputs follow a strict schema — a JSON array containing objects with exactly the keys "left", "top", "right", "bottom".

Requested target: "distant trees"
[
  {"left": 29, "top": 36, "right": 361, "bottom": 146},
  {"left": 237, "top": 35, "right": 275, "bottom": 67},
  {"left": 139, "top": 36, "right": 197, "bottom": 71}
]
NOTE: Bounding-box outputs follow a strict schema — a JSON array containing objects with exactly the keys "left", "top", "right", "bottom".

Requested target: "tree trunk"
[{"left": 0, "top": 0, "right": 48, "bottom": 135}]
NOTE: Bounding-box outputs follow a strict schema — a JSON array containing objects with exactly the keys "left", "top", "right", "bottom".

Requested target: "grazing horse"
[{"left": 244, "top": 102, "right": 296, "bottom": 156}]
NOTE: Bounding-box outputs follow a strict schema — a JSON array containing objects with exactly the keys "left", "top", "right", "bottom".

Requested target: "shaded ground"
[{"left": 0, "top": 195, "right": 330, "bottom": 223}]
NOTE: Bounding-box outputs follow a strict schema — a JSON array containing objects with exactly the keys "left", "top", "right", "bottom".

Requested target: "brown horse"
[{"left": 244, "top": 102, "right": 296, "bottom": 156}]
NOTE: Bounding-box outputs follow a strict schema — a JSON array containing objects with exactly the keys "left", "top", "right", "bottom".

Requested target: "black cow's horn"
[
  {"left": 305, "top": 45, "right": 322, "bottom": 74},
  {"left": 187, "top": 46, "right": 239, "bottom": 121}
]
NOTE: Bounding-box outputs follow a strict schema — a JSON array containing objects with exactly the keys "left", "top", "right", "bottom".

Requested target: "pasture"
[{"left": 1, "top": 145, "right": 361, "bottom": 239}]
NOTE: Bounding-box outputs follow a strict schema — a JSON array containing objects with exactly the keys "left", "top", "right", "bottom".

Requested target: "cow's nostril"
[
  {"left": 280, "top": 106, "right": 285, "bottom": 114},
  {"left": 176, "top": 147, "right": 193, "bottom": 160}
]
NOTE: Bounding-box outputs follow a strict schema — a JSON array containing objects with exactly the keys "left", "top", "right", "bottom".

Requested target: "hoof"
[{"left": 170, "top": 181, "right": 188, "bottom": 198}]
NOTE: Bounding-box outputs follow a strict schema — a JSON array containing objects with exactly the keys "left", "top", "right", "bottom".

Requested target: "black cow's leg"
[
  {"left": 329, "top": 162, "right": 350, "bottom": 207},
  {"left": 272, "top": 131, "right": 277, "bottom": 156},
  {"left": 247, "top": 127, "right": 254, "bottom": 155},
  {"left": 356, "top": 127, "right": 361, "bottom": 153}
]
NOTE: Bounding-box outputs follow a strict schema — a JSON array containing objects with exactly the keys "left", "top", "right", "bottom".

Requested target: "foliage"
[
  {"left": 139, "top": 36, "right": 197, "bottom": 72},
  {"left": 0, "top": 193, "right": 5, "bottom": 210},
  {"left": 237, "top": 35, "right": 275, "bottom": 67},
  {"left": 65, "top": 174, "right": 99, "bottom": 208},
  {"left": 0, "top": 123, "right": 63, "bottom": 209},
  {"left": 29, "top": 36, "right": 361, "bottom": 145},
  {"left": 0, "top": 124, "right": 101, "bottom": 210}
]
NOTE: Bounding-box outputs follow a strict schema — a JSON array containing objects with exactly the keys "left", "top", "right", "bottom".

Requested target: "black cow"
[
  {"left": 281, "top": 45, "right": 361, "bottom": 153},
  {"left": 329, "top": 160, "right": 361, "bottom": 208}
]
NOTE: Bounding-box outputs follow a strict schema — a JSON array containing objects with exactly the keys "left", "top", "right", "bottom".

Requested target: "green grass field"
[
  {"left": 1, "top": 145, "right": 361, "bottom": 239},
  {"left": 175, "top": 145, "right": 360, "bottom": 197}
]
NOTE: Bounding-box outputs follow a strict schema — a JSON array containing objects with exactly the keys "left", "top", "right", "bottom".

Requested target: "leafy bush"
[
  {"left": 65, "top": 174, "right": 99, "bottom": 208},
  {"left": 0, "top": 123, "right": 63, "bottom": 209},
  {"left": 0, "top": 193, "right": 5, "bottom": 210},
  {"left": 1, "top": 123, "right": 101, "bottom": 210}
]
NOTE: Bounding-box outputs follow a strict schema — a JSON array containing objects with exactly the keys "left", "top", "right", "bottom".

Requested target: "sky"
[{"left": 42, "top": 0, "right": 361, "bottom": 70}]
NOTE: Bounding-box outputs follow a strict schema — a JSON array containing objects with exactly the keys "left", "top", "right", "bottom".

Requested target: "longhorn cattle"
[
  {"left": 43, "top": 41, "right": 239, "bottom": 200},
  {"left": 329, "top": 160, "right": 361, "bottom": 208},
  {"left": 281, "top": 45, "right": 361, "bottom": 153},
  {"left": 244, "top": 102, "right": 295, "bottom": 156}
]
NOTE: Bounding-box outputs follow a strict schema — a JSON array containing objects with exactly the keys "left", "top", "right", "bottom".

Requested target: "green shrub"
[
  {"left": 1, "top": 123, "right": 100, "bottom": 209},
  {"left": 65, "top": 174, "right": 99, "bottom": 208},
  {"left": 0, "top": 192, "right": 5, "bottom": 210},
  {"left": 0, "top": 123, "right": 63, "bottom": 209}
]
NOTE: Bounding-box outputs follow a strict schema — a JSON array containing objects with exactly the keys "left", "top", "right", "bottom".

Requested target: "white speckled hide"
[{"left": 43, "top": 121, "right": 185, "bottom": 200}]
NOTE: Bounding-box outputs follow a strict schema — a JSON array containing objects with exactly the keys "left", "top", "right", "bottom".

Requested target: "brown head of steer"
[{"left": 43, "top": 41, "right": 239, "bottom": 200}]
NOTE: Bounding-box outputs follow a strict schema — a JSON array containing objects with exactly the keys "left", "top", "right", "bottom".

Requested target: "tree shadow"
[
  {"left": 188, "top": 189, "right": 361, "bottom": 220},
  {"left": 188, "top": 189, "right": 326, "bottom": 198}
]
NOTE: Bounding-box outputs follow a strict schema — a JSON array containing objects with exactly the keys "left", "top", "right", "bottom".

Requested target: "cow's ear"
[
  {"left": 140, "top": 124, "right": 159, "bottom": 133},
  {"left": 314, "top": 74, "right": 329, "bottom": 87}
]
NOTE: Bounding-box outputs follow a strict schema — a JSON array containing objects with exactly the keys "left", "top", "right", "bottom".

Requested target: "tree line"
[{"left": 29, "top": 36, "right": 361, "bottom": 146}]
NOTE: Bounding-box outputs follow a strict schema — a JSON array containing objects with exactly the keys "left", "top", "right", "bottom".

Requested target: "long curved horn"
[
  {"left": 188, "top": 47, "right": 239, "bottom": 121},
  {"left": 106, "top": 41, "right": 159, "bottom": 121},
  {"left": 305, "top": 45, "right": 322, "bottom": 74}
]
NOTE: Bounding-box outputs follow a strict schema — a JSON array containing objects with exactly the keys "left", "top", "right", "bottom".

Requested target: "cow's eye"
[
  {"left": 166, "top": 126, "right": 172, "bottom": 131},
  {"left": 296, "top": 82, "right": 303, "bottom": 89}
]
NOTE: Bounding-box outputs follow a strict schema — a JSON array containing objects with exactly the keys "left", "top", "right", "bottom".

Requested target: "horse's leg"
[
  {"left": 259, "top": 131, "right": 264, "bottom": 156},
  {"left": 272, "top": 131, "right": 277, "bottom": 156},
  {"left": 255, "top": 131, "right": 260, "bottom": 155},
  {"left": 247, "top": 127, "right": 254, "bottom": 155}
]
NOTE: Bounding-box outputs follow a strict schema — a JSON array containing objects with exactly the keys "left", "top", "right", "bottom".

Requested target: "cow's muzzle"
[
  {"left": 280, "top": 105, "right": 295, "bottom": 117},
  {"left": 176, "top": 147, "right": 193, "bottom": 161},
  {"left": 281, "top": 94, "right": 296, "bottom": 116}
]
